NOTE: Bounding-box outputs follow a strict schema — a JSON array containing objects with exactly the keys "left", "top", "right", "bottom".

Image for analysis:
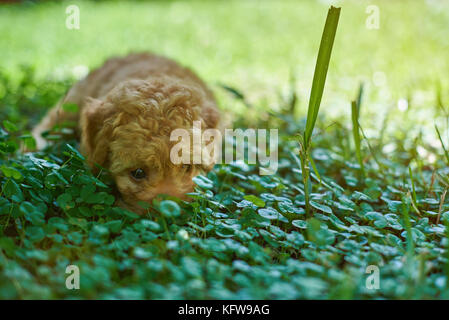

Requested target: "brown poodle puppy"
[{"left": 32, "top": 53, "right": 220, "bottom": 213}]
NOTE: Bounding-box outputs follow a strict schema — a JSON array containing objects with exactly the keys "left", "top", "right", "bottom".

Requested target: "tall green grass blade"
[
  {"left": 402, "top": 194, "right": 415, "bottom": 268},
  {"left": 351, "top": 100, "right": 365, "bottom": 177},
  {"left": 409, "top": 165, "right": 421, "bottom": 214},
  {"left": 435, "top": 124, "right": 449, "bottom": 165},
  {"left": 409, "top": 166, "right": 417, "bottom": 206},
  {"left": 435, "top": 80, "right": 447, "bottom": 116},
  {"left": 356, "top": 82, "right": 364, "bottom": 114},
  {"left": 304, "top": 6, "right": 341, "bottom": 149},
  {"left": 299, "top": 6, "right": 340, "bottom": 216},
  {"left": 299, "top": 151, "right": 311, "bottom": 215},
  {"left": 289, "top": 71, "right": 298, "bottom": 114},
  {"left": 358, "top": 124, "right": 382, "bottom": 169}
]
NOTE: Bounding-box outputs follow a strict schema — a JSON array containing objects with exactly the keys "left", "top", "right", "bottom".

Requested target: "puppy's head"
[{"left": 80, "top": 77, "right": 219, "bottom": 213}]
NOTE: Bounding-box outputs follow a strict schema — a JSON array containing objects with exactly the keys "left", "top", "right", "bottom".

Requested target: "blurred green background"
[
  {"left": 2, "top": 0, "right": 449, "bottom": 300},
  {"left": 1, "top": 0, "right": 449, "bottom": 125}
]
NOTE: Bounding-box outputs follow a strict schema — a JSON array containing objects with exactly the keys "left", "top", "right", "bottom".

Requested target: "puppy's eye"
[{"left": 130, "top": 168, "right": 146, "bottom": 180}]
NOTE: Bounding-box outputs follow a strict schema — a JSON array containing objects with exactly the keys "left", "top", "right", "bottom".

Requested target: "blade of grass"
[
  {"left": 304, "top": 6, "right": 341, "bottom": 149},
  {"left": 299, "top": 150, "right": 311, "bottom": 215},
  {"left": 437, "top": 188, "right": 447, "bottom": 225},
  {"left": 299, "top": 6, "right": 340, "bottom": 216},
  {"left": 403, "top": 193, "right": 415, "bottom": 276},
  {"left": 351, "top": 100, "right": 365, "bottom": 178},
  {"left": 289, "top": 70, "right": 298, "bottom": 114},
  {"left": 401, "top": 191, "right": 416, "bottom": 295},
  {"left": 309, "top": 155, "right": 322, "bottom": 186},
  {"left": 218, "top": 83, "right": 252, "bottom": 108},
  {"left": 358, "top": 124, "right": 382, "bottom": 169},
  {"left": 435, "top": 124, "right": 449, "bottom": 165},
  {"left": 409, "top": 165, "right": 419, "bottom": 212},
  {"left": 356, "top": 82, "right": 364, "bottom": 114}
]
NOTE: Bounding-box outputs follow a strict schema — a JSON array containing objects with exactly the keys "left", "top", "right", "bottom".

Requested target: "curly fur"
[{"left": 32, "top": 53, "right": 220, "bottom": 213}]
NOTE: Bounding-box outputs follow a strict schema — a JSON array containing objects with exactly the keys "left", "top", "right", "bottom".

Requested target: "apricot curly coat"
[{"left": 32, "top": 53, "right": 220, "bottom": 213}]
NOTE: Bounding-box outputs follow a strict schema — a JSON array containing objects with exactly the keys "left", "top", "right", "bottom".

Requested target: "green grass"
[
  {"left": 1, "top": 0, "right": 449, "bottom": 300},
  {"left": 299, "top": 5, "right": 340, "bottom": 216}
]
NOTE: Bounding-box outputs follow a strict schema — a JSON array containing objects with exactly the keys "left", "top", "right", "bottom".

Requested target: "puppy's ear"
[{"left": 80, "top": 98, "right": 114, "bottom": 169}]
